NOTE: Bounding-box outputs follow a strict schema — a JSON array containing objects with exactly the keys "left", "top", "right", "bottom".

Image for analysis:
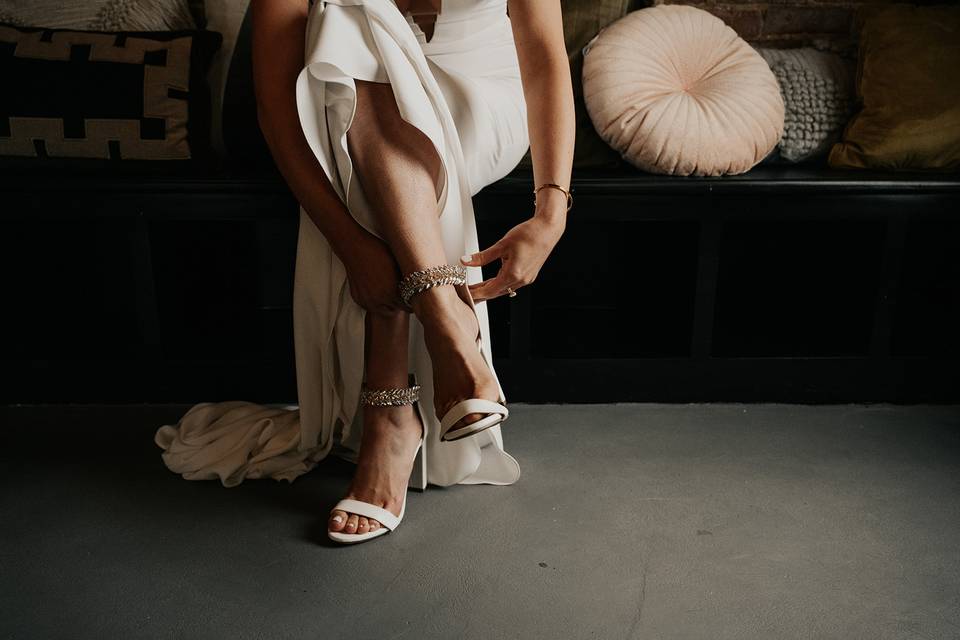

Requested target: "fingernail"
[{"left": 460, "top": 253, "right": 472, "bottom": 263}]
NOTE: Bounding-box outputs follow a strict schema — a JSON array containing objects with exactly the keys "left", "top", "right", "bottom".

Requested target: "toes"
[
  {"left": 345, "top": 513, "right": 359, "bottom": 533},
  {"left": 329, "top": 510, "right": 347, "bottom": 532},
  {"left": 331, "top": 512, "right": 376, "bottom": 535}
]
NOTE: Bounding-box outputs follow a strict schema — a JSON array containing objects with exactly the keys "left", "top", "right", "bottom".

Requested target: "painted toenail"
[{"left": 331, "top": 515, "right": 342, "bottom": 523}]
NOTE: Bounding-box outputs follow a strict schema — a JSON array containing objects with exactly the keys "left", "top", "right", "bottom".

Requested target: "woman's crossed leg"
[{"left": 328, "top": 78, "right": 501, "bottom": 535}]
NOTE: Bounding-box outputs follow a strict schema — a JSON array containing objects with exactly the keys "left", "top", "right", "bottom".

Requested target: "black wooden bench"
[{"left": 2, "top": 161, "right": 957, "bottom": 403}]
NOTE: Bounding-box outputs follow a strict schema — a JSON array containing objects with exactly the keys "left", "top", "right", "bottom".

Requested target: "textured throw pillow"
[
  {"left": 828, "top": 4, "right": 960, "bottom": 172},
  {"left": 516, "top": 0, "right": 631, "bottom": 169},
  {"left": 582, "top": 5, "right": 784, "bottom": 176},
  {"left": 0, "top": 0, "right": 199, "bottom": 31},
  {"left": 0, "top": 23, "right": 222, "bottom": 172},
  {"left": 755, "top": 47, "right": 855, "bottom": 163}
]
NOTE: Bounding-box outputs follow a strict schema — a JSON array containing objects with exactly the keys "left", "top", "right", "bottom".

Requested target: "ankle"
[
  {"left": 411, "top": 286, "right": 465, "bottom": 327},
  {"left": 365, "top": 404, "right": 420, "bottom": 430}
]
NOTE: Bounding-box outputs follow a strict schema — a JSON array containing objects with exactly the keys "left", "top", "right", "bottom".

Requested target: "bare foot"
[
  {"left": 414, "top": 284, "right": 503, "bottom": 435},
  {"left": 328, "top": 403, "right": 424, "bottom": 535}
]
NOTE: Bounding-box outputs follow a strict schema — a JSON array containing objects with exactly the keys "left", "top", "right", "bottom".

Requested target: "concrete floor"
[{"left": 1, "top": 402, "right": 959, "bottom": 640}]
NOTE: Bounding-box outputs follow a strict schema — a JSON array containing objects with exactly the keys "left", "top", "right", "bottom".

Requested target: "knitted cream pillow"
[
  {"left": 582, "top": 5, "right": 785, "bottom": 176},
  {"left": 756, "top": 47, "right": 855, "bottom": 163}
]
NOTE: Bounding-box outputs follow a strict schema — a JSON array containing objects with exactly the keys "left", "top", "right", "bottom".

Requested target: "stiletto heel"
[
  {"left": 398, "top": 263, "right": 509, "bottom": 442},
  {"left": 407, "top": 372, "right": 428, "bottom": 492},
  {"left": 328, "top": 373, "right": 426, "bottom": 545}
]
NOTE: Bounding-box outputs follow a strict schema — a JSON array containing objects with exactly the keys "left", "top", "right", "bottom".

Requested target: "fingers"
[
  {"left": 349, "top": 274, "right": 408, "bottom": 315},
  {"left": 378, "top": 288, "right": 406, "bottom": 314},
  {"left": 460, "top": 241, "right": 504, "bottom": 268},
  {"left": 469, "top": 260, "right": 538, "bottom": 301},
  {"left": 365, "top": 291, "right": 409, "bottom": 316},
  {"left": 384, "top": 296, "right": 407, "bottom": 314},
  {"left": 461, "top": 241, "right": 508, "bottom": 301},
  {"left": 469, "top": 274, "right": 523, "bottom": 302}
]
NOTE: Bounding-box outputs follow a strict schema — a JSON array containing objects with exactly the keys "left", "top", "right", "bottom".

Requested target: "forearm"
[
  {"left": 257, "top": 94, "right": 366, "bottom": 257},
  {"left": 522, "top": 57, "right": 575, "bottom": 225},
  {"left": 509, "top": 0, "right": 576, "bottom": 227}
]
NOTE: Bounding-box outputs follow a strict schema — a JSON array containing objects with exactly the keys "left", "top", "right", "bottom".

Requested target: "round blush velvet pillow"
[{"left": 582, "top": 5, "right": 785, "bottom": 176}]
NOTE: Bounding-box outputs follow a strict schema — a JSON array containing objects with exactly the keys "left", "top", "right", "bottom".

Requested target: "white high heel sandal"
[
  {"left": 398, "top": 263, "right": 509, "bottom": 442},
  {"left": 328, "top": 373, "right": 427, "bottom": 545}
]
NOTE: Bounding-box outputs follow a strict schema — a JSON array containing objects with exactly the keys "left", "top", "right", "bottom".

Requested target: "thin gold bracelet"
[{"left": 534, "top": 182, "right": 573, "bottom": 212}]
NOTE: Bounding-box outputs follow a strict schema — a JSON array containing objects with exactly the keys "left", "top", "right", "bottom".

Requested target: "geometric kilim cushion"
[{"left": 0, "top": 23, "right": 221, "bottom": 169}]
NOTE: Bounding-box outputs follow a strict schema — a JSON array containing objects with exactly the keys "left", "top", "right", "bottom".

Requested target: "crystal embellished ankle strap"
[
  {"left": 398, "top": 263, "right": 467, "bottom": 307},
  {"left": 360, "top": 382, "right": 421, "bottom": 406}
]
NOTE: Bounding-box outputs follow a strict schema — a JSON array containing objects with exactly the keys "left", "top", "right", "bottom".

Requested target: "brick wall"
[{"left": 633, "top": 0, "right": 944, "bottom": 56}]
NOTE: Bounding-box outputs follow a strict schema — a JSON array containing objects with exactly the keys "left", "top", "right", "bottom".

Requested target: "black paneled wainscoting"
[{"left": 2, "top": 165, "right": 958, "bottom": 404}]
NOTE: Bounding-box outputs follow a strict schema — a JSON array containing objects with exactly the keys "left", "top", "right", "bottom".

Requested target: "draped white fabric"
[{"left": 155, "top": 0, "right": 529, "bottom": 488}]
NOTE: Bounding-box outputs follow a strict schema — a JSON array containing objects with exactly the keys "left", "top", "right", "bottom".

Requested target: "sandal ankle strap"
[
  {"left": 398, "top": 263, "right": 467, "bottom": 307},
  {"left": 360, "top": 382, "right": 421, "bottom": 406}
]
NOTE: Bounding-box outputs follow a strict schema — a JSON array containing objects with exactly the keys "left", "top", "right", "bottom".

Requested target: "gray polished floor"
[{"left": 2, "top": 402, "right": 959, "bottom": 640}]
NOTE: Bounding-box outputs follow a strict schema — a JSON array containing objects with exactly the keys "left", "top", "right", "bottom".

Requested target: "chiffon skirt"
[{"left": 154, "top": 0, "right": 530, "bottom": 488}]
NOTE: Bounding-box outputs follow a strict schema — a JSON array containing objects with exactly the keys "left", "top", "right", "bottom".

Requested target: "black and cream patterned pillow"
[{"left": 0, "top": 22, "right": 221, "bottom": 171}]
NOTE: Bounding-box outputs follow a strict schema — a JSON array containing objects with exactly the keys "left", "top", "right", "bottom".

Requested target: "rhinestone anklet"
[
  {"left": 398, "top": 264, "right": 467, "bottom": 307},
  {"left": 360, "top": 383, "right": 421, "bottom": 406}
]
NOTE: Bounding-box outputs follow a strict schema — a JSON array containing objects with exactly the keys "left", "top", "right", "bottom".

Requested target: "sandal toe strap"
[
  {"left": 440, "top": 398, "right": 508, "bottom": 433},
  {"left": 333, "top": 498, "right": 402, "bottom": 531}
]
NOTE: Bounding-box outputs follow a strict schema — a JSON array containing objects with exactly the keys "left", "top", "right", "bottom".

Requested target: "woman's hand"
[
  {"left": 461, "top": 199, "right": 567, "bottom": 303},
  {"left": 340, "top": 230, "right": 407, "bottom": 315}
]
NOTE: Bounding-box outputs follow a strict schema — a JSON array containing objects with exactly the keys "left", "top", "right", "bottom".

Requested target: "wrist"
[
  {"left": 329, "top": 222, "right": 369, "bottom": 266},
  {"left": 533, "top": 187, "right": 569, "bottom": 227}
]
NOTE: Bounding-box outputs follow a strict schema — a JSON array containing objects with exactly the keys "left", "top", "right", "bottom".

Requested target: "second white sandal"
[{"left": 397, "top": 263, "right": 510, "bottom": 442}]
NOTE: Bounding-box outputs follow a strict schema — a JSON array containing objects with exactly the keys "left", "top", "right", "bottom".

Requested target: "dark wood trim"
[
  {"left": 869, "top": 212, "right": 909, "bottom": 359},
  {"left": 691, "top": 219, "right": 722, "bottom": 359},
  {"left": 133, "top": 212, "right": 162, "bottom": 360}
]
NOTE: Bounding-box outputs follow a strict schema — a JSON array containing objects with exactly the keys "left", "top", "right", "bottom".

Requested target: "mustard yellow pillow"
[{"left": 828, "top": 4, "right": 960, "bottom": 172}]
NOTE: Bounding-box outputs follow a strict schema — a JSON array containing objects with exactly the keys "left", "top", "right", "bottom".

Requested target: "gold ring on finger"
[{"left": 506, "top": 287, "right": 518, "bottom": 298}]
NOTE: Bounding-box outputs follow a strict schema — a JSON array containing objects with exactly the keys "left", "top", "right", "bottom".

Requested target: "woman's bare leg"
[
  {"left": 328, "top": 310, "right": 421, "bottom": 534},
  {"left": 344, "top": 79, "right": 501, "bottom": 433},
  {"left": 330, "top": 78, "right": 502, "bottom": 534}
]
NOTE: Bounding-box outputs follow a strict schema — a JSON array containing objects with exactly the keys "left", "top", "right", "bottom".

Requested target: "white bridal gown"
[{"left": 154, "top": 0, "right": 529, "bottom": 488}]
